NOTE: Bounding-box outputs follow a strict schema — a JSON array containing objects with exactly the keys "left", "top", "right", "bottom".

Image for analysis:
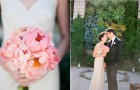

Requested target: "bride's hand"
[
  {"left": 9, "top": 71, "right": 37, "bottom": 86},
  {"left": 100, "top": 53, "right": 106, "bottom": 57},
  {"left": 8, "top": 68, "right": 47, "bottom": 86},
  {"left": 101, "top": 50, "right": 107, "bottom": 57},
  {"left": 103, "top": 62, "right": 106, "bottom": 69},
  {"left": 0, "top": 61, "right": 39, "bottom": 86}
]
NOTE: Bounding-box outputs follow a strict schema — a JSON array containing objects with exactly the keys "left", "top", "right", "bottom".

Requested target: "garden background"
[{"left": 70, "top": 0, "right": 140, "bottom": 71}]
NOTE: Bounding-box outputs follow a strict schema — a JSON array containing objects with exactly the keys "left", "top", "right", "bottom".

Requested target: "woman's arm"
[
  {"left": 93, "top": 45, "right": 107, "bottom": 57},
  {"left": 93, "top": 45, "right": 105, "bottom": 57},
  {"left": 56, "top": 0, "right": 70, "bottom": 59},
  {"left": 102, "top": 50, "right": 107, "bottom": 57}
]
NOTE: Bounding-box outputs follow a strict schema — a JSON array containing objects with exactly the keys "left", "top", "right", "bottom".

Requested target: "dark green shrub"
[
  {"left": 71, "top": 15, "right": 84, "bottom": 65},
  {"left": 123, "top": 0, "right": 138, "bottom": 58}
]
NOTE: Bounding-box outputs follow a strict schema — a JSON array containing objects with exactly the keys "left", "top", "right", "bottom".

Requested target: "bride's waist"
[{"left": 95, "top": 56, "right": 104, "bottom": 59}]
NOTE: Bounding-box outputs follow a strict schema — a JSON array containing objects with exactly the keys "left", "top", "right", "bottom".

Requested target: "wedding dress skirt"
[
  {"left": 89, "top": 44, "right": 104, "bottom": 90},
  {"left": 0, "top": 0, "right": 60, "bottom": 90}
]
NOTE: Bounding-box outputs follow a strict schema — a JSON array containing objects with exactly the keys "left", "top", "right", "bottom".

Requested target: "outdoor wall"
[{"left": 73, "top": 0, "right": 85, "bottom": 18}]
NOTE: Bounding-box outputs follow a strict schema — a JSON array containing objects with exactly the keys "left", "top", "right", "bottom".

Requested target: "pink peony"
[
  {"left": 45, "top": 46, "right": 60, "bottom": 69},
  {"left": 1, "top": 44, "right": 18, "bottom": 58},
  {"left": 17, "top": 44, "right": 31, "bottom": 61},
  {"left": 102, "top": 45, "right": 110, "bottom": 52},
  {"left": 24, "top": 58, "right": 49, "bottom": 79},
  {"left": 6, "top": 58, "right": 20, "bottom": 71},
  {"left": 25, "top": 28, "right": 51, "bottom": 52}
]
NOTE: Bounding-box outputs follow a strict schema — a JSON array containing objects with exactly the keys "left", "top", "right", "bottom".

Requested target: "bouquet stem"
[{"left": 18, "top": 85, "right": 29, "bottom": 90}]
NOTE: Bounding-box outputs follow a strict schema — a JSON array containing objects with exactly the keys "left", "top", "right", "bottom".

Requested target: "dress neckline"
[{"left": 16, "top": 0, "right": 41, "bottom": 11}]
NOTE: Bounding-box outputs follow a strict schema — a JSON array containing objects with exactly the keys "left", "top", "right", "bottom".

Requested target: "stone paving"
[{"left": 71, "top": 67, "right": 140, "bottom": 90}]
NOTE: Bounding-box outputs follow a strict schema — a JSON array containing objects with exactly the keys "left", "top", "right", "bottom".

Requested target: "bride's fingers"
[
  {"left": 17, "top": 75, "right": 37, "bottom": 82},
  {"left": 10, "top": 71, "right": 40, "bottom": 86},
  {"left": 19, "top": 83, "right": 29, "bottom": 87},
  {"left": 27, "top": 78, "right": 39, "bottom": 84},
  {"left": 23, "top": 79, "right": 38, "bottom": 85},
  {"left": 14, "top": 73, "right": 32, "bottom": 81},
  {"left": 19, "top": 78, "right": 36, "bottom": 82},
  {"left": 18, "top": 78, "right": 37, "bottom": 86},
  {"left": 17, "top": 78, "right": 36, "bottom": 86},
  {"left": 8, "top": 70, "right": 37, "bottom": 86},
  {"left": 15, "top": 73, "right": 25, "bottom": 78},
  {"left": 21, "top": 77, "right": 42, "bottom": 85}
]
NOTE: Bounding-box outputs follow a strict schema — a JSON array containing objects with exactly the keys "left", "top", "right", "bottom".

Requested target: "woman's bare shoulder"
[{"left": 94, "top": 43, "right": 100, "bottom": 49}]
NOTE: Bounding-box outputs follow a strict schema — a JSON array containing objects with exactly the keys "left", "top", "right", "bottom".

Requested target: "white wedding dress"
[
  {"left": 0, "top": 0, "right": 60, "bottom": 90},
  {"left": 89, "top": 44, "right": 104, "bottom": 90}
]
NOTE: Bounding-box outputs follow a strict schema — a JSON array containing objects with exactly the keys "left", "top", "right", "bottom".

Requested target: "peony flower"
[
  {"left": 32, "top": 51, "right": 49, "bottom": 67},
  {"left": 17, "top": 44, "right": 31, "bottom": 61},
  {"left": 25, "top": 61, "right": 48, "bottom": 79},
  {"left": 7, "top": 61, "right": 18, "bottom": 71},
  {"left": 25, "top": 67, "right": 44, "bottom": 79},
  {"left": 6, "top": 58, "right": 20, "bottom": 71},
  {"left": 4, "top": 44, "right": 18, "bottom": 58},
  {"left": 45, "top": 46, "right": 60, "bottom": 69},
  {"left": 25, "top": 27, "right": 51, "bottom": 52},
  {"left": 102, "top": 45, "right": 110, "bottom": 52}
]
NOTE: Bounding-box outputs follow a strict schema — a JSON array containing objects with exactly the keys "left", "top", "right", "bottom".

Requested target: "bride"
[
  {"left": 0, "top": 0, "right": 69, "bottom": 90},
  {"left": 89, "top": 32, "right": 108, "bottom": 90}
]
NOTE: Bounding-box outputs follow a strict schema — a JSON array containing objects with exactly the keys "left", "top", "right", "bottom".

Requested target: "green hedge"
[
  {"left": 123, "top": 0, "right": 138, "bottom": 58},
  {"left": 71, "top": 15, "right": 84, "bottom": 65}
]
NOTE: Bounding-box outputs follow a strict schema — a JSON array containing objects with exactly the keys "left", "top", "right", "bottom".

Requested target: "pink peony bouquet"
[
  {"left": 0, "top": 26, "right": 60, "bottom": 79},
  {"left": 101, "top": 45, "right": 110, "bottom": 52}
]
